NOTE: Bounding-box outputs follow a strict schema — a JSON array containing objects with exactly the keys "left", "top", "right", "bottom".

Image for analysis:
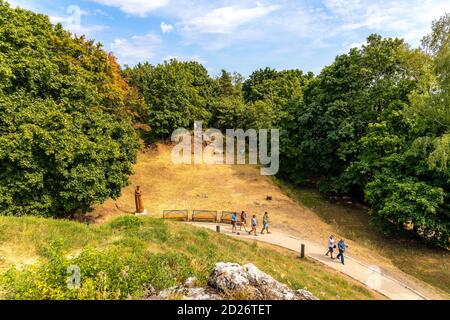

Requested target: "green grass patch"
[{"left": 0, "top": 215, "right": 380, "bottom": 300}]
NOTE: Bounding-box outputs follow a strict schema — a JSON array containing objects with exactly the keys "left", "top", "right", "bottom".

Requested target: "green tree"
[
  {"left": 216, "top": 69, "right": 236, "bottom": 97},
  {"left": 208, "top": 70, "right": 247, "bottom": 130},
  {"left": 242, "top": 67, "right": 280, "bottom": 103},
  {"left": 365, "top": 15, "right": 450, "bottom": 247},
  {"left": 241, "top": 68, "right": 312, "bottom": 180},
  {"left": 0, "top": 2, "right": 139, "bottom": 217},
  {"left": 124, "top": 60, "right": 214, "bottom": 139},
  {"left": 288, "top": 35, "right": 424, "bottom": 194}
]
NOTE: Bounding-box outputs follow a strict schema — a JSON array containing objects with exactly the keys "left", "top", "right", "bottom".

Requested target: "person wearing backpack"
[{"left": 261, "top": 212, "right": 271, "bottom": 235}]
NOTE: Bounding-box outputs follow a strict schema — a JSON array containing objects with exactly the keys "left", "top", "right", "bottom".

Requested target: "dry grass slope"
[{"left": 90, "top": 143, "right": 450, "bottom": 298}]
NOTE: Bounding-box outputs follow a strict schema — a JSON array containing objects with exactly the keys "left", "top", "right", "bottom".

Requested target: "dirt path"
[
  {"left": 190, "top": 222, "right": 427, "bottom": 300},
  {"left": 90, "top": 143, "right": 448, "bottom": 300}
]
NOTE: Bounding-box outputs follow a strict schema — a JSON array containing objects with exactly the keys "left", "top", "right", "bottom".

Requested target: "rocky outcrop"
[
  {"left": 147, "top": 262, "right": 318, "bottom": 300},
  {"left": 149, "top": 277, "right": 223, "bottom": 300}
]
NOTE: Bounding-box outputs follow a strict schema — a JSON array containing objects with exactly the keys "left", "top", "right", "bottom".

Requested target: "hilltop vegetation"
[
  {"left": 0, "top": 1, "right": 448, "bottom": 248},
  {"left": 0, "top": 216, "right": 380, "bottom": 300},
  {"left": 125, "top": 17, "right": 450, "bottom": 248}
]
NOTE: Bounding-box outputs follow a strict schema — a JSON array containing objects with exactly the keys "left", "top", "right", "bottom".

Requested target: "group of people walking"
[
  {"left": 227, "top": 212, "right": 349, "bottom": 266},
  {"left": 230, "top": 211, "right": 271, "bottom": 236},
  {"left": 325, "top": 235, "right": 348, "bottom": 265}
]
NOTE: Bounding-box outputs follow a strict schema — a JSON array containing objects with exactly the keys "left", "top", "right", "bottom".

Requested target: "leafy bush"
[{"left": 0, "top": 243, "right": 194, "bottom": 300}]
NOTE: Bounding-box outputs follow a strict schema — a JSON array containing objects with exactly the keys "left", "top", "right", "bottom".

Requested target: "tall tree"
[
  {"left": 0, "top": 1, "right": 139, "bottom": 217},
  {"left": 287, "top": 35, "right": 425, "bottom": 194},
  {"left": 124, "top": 60, "right": 214, "bottom": 139},
  {"left": 365, "top": 15, "right": 450, "bottom": 247}
]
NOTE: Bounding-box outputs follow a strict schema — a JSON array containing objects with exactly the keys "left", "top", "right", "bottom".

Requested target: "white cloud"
[
  {"left": 111, "top": 33, "right": 162, "bottom": 64},
  {"left": 161, "top": 22, "right": 174, "bottom": 33},
  {"left": 169, "top": 2, "right": 282, "bottom": 51},
  {"left": 340, "top": 40, "right": 367, "bottom": 53},
  {"left": 270, "top": 4, "right": 330, "bottom": 39},
  {"left": 6, "top": 0, "right": 38, "bottom": 10},
  {"left": 323, "top": 0, "right": 450, "bottom": 44},
  {"left": 180, "top": 4, "right": 281, "bottom": 34},
  {"left": 93, "top": 9, "right": 111, "bottom": 17},
  {"left": 92, "top": 0, "right": 169, "bottom": 17},
  {"left": 323, "top": 0, "right": 365, "bottom": 19}
]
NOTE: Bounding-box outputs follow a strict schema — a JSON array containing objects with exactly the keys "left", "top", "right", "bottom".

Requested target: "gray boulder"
[
  {"left": 147, "top": 262, "right": 318, "bottom": 300},
  {"left": 208, "top": 262, "right": 318, "bottom": 300}
]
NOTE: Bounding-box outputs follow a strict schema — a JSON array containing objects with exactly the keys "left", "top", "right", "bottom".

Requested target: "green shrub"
[{"left": 0, "top": 242, "right": 195, "bottom": 300}]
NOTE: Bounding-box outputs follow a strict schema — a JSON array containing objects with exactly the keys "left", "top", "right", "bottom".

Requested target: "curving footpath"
[{"left": 188, "top": 222, "right": 429, "bottom": 300}]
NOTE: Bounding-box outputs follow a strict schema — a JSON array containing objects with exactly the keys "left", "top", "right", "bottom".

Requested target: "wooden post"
[
  {"left": 216, "top": 225, "right": 221, "bottom": 233},
  {"left": 300, "top": 244, "right": 305, "bottom": 259}
]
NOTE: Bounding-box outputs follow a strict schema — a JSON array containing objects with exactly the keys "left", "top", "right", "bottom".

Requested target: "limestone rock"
[
  {"left": 208, "top": 262, "right": 318, "bottom": 300},
  {"left": 297, "top": 289, "right": 319, "bottom": 301},
  {"left": 148, "top": 277, "right": 222, "bottom": 300},
  {"left": 147, "top": 263, "right": 319, "bottom": 300}
]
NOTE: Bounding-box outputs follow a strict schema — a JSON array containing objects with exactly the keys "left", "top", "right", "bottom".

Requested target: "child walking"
[{"left": 249, "top": 215, "right": 258, "bottom": 236}]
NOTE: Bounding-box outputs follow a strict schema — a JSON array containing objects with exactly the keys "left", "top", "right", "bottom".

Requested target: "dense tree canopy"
[
  {"left": 364, "top": 15, "right": 450, "bottom": 246},
  {"left": 124, "top": 60, "right": 214, "bottom": 139},
  {"left": 284, "top": 35, "right": 426, "bottom": 193},
  {"left": 0, "top": 1, "right": 139, "bottom": 217},
  {"left": 1, "top": 0, "right": 448, "bottom": 247}
]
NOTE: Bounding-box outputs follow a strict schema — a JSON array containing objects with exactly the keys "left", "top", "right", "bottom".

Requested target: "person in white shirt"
[{"left": 325, "top": 235, "right": 336, "bottom": 259}]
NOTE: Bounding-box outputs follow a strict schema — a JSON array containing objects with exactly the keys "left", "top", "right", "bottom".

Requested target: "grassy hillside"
[
  {"left": 271, "top": 178, "right": 450, "bottom": 295},
  {"left": 89, "top": 144, "right": 449, "bottom": 298},
  {"left": 0, "top": 216, "right": 381, "bottom": 300}
]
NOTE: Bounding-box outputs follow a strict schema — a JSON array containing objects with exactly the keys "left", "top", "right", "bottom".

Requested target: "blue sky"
[{"left": 7, "top": 0, "right": 450, "bottom": 76}]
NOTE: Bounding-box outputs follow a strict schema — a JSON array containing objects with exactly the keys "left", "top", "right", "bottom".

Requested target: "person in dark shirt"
[{"left": 336, "top": 239, "right": 347, "bottom": 265}]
